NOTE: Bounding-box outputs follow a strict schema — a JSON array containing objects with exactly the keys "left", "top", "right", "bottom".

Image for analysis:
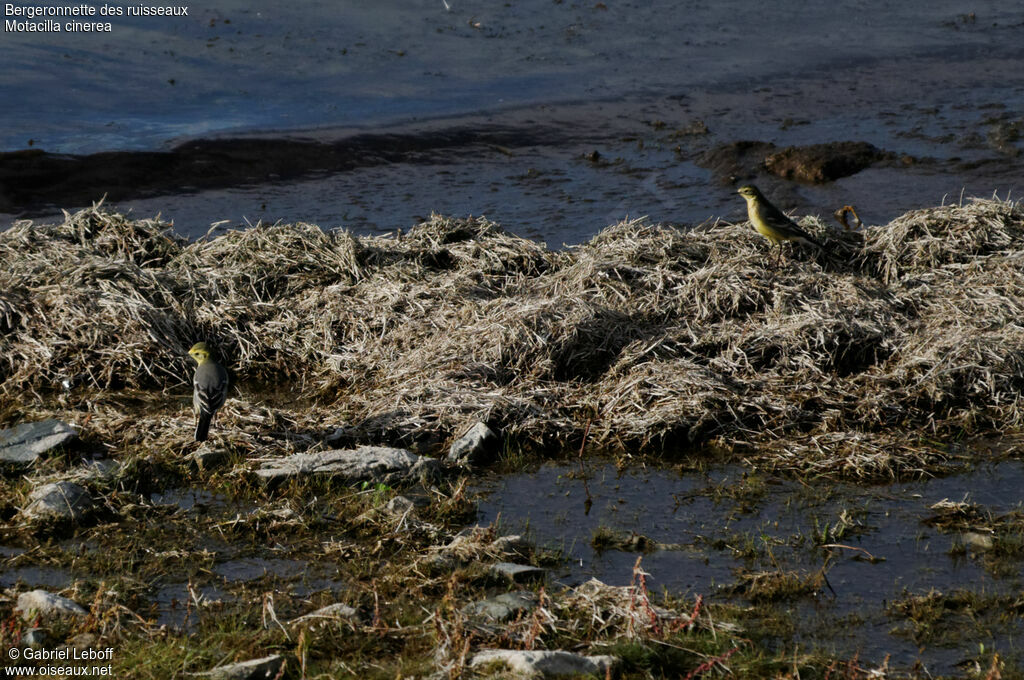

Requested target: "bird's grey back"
[{"left": 195, "top": 361, "right": 228, "bottom": 386}]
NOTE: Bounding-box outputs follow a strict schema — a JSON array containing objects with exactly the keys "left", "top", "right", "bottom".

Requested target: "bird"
[
  {"left": 736, "top": 185, "right": 825, "bottom": 263},
  {"left": 188, "top": 342, "right": 229, "bottom": 442}
]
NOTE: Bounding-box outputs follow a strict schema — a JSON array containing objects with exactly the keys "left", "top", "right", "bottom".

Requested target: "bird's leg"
[{"left": 767, "top": 251, "right": 779, "bottom": 287}]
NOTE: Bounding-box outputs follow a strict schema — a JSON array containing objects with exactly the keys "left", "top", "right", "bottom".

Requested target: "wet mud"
[
  {"left": 476, "top": 457, "right": 1024, "bottom": 674},
  {"left": 0, "top": 124, "right": 562, "bottom": 215}
]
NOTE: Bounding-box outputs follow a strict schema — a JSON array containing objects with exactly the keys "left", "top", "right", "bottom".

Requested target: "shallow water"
[
  {"left": 151, "top": 582, "right": 231, "bottom": 630},
  {"left": 7, "top": 0, "right": 1017, "bottom": 154},
  {"left": 213, "top": 556, "right": 308, "bottom": 583},
  {"left": 0, "top": 485, "right": 352, "bottom": 635},
  {"left": 475, "top": 458, "right": 1024, "bottom": 673},
  {"left": 151, "top": 487, "right": 233, "bottom": 512},
  {"left": 0, "top": 565, "right": 75, "bottom": 589},
  {"left": 3, "top": 1, "right": 1023, "bottom": 243}
]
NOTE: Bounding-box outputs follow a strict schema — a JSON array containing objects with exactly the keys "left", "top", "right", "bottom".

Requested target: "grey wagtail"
[{"left": 188, "top": 342, "right": 229, "bottom": 442}]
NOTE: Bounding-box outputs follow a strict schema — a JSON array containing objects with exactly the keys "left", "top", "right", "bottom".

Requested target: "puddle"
[
  {"left": 150, "top": 487, "right": 261, "bottom": 522},
  {"left": 290, "top": 577, "right": 348, "bottom": 598},
  {"left": 213, "top": 557, "right": 308, "bottom": 583},
  {"left": 2, "top": 544, "right": 75, "bottom": 589},
  {"left": 151, "top": 488, "right": 232, "bottom": 512},
  {"left": 475, "top": 459, "right": 1024, "bottom": 673},
  {"left": 150, "top": 582, "right": 231, "bottom": 630},
  {"left": 0, "top": 566, "right": 75, "bottom": 590}
]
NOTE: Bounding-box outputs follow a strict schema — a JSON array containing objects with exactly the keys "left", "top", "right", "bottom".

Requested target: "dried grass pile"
[{"left": 3, "top": 198, "right": 1024, "bottom": 477}]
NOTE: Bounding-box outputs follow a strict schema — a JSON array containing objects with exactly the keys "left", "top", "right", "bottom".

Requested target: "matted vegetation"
[
  {"left": 5, "top": 199, "right": 1024, "bottom": 678},
  {"left": 3, "top": 198, "right": 1024, "bottom": 476}
]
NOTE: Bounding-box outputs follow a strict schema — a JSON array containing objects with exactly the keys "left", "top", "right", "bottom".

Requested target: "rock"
[
  {"left": 410, "top": 455, "right": 443, "bottom": 483},
  {"left": 290, "top": 602, "right": 360, "bottom": 626},
  {"left": 20, "top": 481, "right": 94, "bottom": 524},
  {"left": 66, "top": 632, "right": 97, "bottom": 650},
  {"left": 16, "top": 590, "right": 87, "bottom": 620},
  {"left": 255, "top": 446, "right": 439, "bottom": 488},
  {"left": 571, "top": 578, "right": 679, "bottom": 621},
  {"left": 592, "top": 528, "right": 657, "bottom": 553},
  {"left": 489, "top": 562, "right": 546, "bottom": 584},
  {"left": 0, "top": 419, "right": 77, "bottom": 466},
  {"left": 354, "top": 493, "right": 441, "bottom": 537},
  {"left": 491, "top": 535, "right": 531, "bottom": 560},
  {"left": 22, "top": 627, "right": 47, "bottom": 647},
  {"left": 420, "top": 552, "right": 460, "bottom": 575},
  {"left": 385, "top": 495, "right": 416, "bottom": 516},
  {"left": 196, "top": 655, "right": 285, "bottom": 680},
  {"left": 446, "top": 422, "right": 499, "bottom": 466},
  {"left": 324, "top": 426, "right": 348, "bottom": 445},
  {"left": 470, "top": 649, "right": 617, "bottom": 678},
  {"left": 255, "top": 506, "right": 297, "bottom": 521},
  {"left": 72, "top": 459, "right": 120, "bottom": 482},
  {"left": 463, "top": 591, "right": 537, "bottom": 622},
  {"left": 764, "top": 141, "right": 893, "bottom": 183},
  {"left": 963, "top": 531, "right": 994, "bottom": 551},
  {"left": 190, "top": 445, "right": 231, "bottom": 471}
]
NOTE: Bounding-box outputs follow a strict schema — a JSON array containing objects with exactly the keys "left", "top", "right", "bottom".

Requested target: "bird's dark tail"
[
  {"left": 194, "top": 413, "right": 212, "bottom": 442},
  {"left": 796, "top": 231, "right": 826, "bottom": 251}
]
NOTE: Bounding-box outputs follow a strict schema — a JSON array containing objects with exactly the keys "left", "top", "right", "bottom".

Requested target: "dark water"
[
  {"left": 0, "top": 565, "right": 74, "bottom": 589},
  {"left": 3, "top": 1, "right": 1024, "bottom": 242},
  {"left": 151, "top": 582, "right": 231, "bottom": 630},
  {"left": 5, "top": 1, "right": 1014, "bottom": 153},
  {"left": 475, "top": 459, "right": 1024, "bottom": 674}
]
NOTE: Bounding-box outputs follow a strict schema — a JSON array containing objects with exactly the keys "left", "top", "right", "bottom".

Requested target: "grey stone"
[
  {"left": 438, "top": 531, "right": 483, "bottom": 558},
  {"left": 72, "top": 459, "right": 120, "bottom": 482},
  {"left": 66, "top": 632, "right": 97, "bottom": 650},
  {"left": 0, "top": 419, "right": 77, "bottom": 466},
  {"left": 410, "top": 455, "right": 443, "bottom": 483},
  {"left": 196, "top": 655, "right": 285, "bottom": 680},
  {"left": 290, "top": 603, "right": 360, "bottom": 626},
  {"left": 355, "top": 492, "right": 444, "bottom": 539},
  {"left": 963, "top": 531, "right": 994, "bottom": 551},
  {"left": 572, "top": 578, "right": 678, "bottom": 620},
  {"left": 16, "top": 590, "right": 87, "bottom": 620},
  {"left": 386, "top": 495, "right": 416, "bottom": 516},
  {"left": 470, "top": 649, "right": 618, "bottom": 678},
  {"left": 446, "top": 422, "right": 499, "bottom": 466},
  {"left": 22, "top": 627, "right": 47, "bottom": 647},
  {"left": 420, "top": 552, "right": 460, "bottom": 575},
  {"left": 21, "top": 481, "right": 94, "bottom": 523},
  {"left": 452, "top": 525, "right": 494, "bottom": 541},
  {"left": 256, "top": 446, "right": 436, "bottom": 487},
  {"left": 190, "top": 445, "right": 231, "bottom": 470},
  {"left": 492, "top": 534, "right": 531, "bottom": 559},
  {"left": 463, "top": 591, "right": 537, "bottom": 622},
  {"left": 261, "top": 507, "right": 297, "bottom": 520},
  {"left": 489, "top": 562, "right": 546, "bottom": 584},
  {"left": 324, "top": 426, "right": 350, "bottom": 445}
]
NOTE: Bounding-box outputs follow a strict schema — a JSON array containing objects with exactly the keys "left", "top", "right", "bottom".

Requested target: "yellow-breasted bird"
[
  {"left": 737, "top": 184, "right": 824, "bottom": 262},
  {"left": 188, "top": 342, "right": 229, "bottom": 442}
]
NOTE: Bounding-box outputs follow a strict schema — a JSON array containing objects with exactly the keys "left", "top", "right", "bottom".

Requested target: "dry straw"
[{"left": 3, "top": 197, "right": 1023, "bottom": 477}]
